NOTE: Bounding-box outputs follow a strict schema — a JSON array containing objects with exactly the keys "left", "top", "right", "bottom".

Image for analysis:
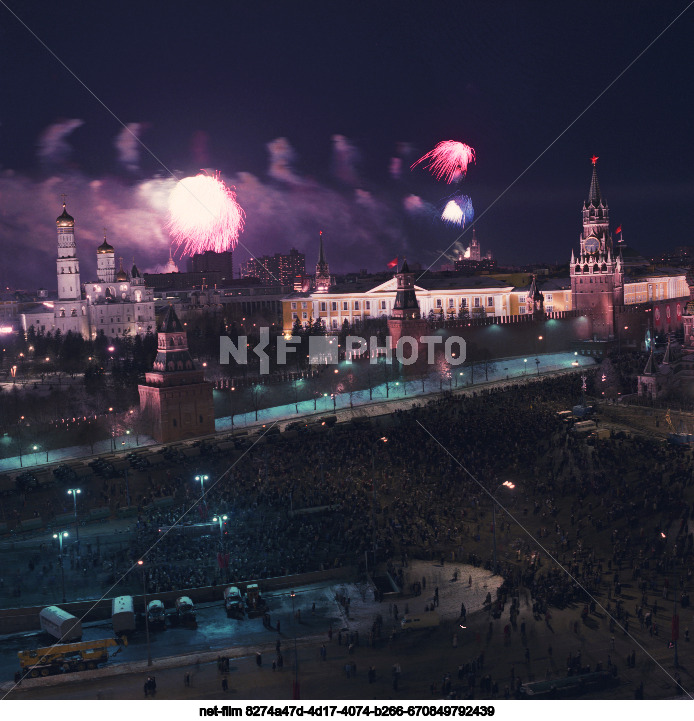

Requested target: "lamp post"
[
  {"left": 523, "top": 359, "right": 527, "bottom": 375},
  {"left": 491, "top": 481, "right": 515, "bottom": 571},
  {"left": 67, "top": 488, "right": 81, "bottom": 549},
  {"left": 535, "top": 358, "right": 540, "bottom": 376},
  {"left": 212, "top": 514, "right": 228, "bottom": 537},
  {"left": 137, "top": 560, "right": 153, "bottom": 666},
  {"left": 195, "top": 474, "right": 209, "bottom": 510},
  {"left": 53, "top": 531, "right": 69, "bottom": 603},
  {"left": 290, "top": 590, "right": 299, "bottom": 699}
]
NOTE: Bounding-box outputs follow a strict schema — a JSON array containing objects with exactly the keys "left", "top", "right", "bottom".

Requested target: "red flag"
[
  {"left": 615, "top": 225, "right": 622, "bottom": 235},
  {"left": 387, "top": 257, "right": 398, "bottom": 268}
]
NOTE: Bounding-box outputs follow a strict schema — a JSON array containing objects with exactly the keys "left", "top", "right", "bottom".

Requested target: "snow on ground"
[{"left": 327, "top": 560, "right": 504, "bottom": 635}]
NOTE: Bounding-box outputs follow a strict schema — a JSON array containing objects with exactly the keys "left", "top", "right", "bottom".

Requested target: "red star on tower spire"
[{"left": 591, "top": 155, "right": 599, "bottom": 166}]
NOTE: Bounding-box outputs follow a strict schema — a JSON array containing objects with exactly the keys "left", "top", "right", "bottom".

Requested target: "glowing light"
[
  {"left": 168, "top": 171, "right": 245, "bottom": 256},
  {"left": 0, "top": 326, "right": 13, "bottom": 334},
  {"left": 441, "top": 195, "right": 474, "bottom": 226},
  {"left": 411, "top": 140, "right": 476, "bottom": 183}
]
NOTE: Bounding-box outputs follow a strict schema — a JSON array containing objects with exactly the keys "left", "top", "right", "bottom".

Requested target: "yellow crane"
[{"left": 18, "top": 636, "right": 126, "bottom": 677}]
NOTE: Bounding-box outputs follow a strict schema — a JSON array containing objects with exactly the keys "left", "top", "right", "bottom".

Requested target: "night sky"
[{"left": 1, "top": 1, "right": 693, "bottom": 289}]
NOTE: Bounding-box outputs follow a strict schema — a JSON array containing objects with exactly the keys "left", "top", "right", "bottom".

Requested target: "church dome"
[
  {"left": 131, "top": 263, "right": 141, "bottom": 278},
  {"left": 116, "top": 268, "right": 128, "bottom": 282},
  {"left": 97, "top": 239, "right": 114, "bottom": 254},
  {"left": 56, "top": 204, "right": 74, "bottom": 226}
]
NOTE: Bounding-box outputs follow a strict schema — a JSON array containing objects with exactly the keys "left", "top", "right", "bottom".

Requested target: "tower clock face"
[{"left": 585, "top": 237, "right": 599, "bottom": 254}]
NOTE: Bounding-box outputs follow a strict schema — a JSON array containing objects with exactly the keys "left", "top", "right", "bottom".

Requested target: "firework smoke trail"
[
  {"left": 115, "top": 122, "right": 146, "bottom": 173},
  {"left": 441, "top": 195, "right": 474, "bottom": 225},
  {"left": 168, "top": 172, "right": 245, "bottom": 256},
  {"left": 37, "top": 119, "right": 84, "bottom": 165},
  {"left": 411, "top": 140, "right": 476, "bottom": 183}
]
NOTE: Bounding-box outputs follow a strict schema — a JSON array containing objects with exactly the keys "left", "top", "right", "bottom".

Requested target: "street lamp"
[
  {"left": 195, "top": 474, "right": 209, "bottom": 510},
  {"left": 67, "top": 488, "right": 81, "bottom": 549},
  {"left": 523, "top": 359, "right": 527, "bottom": 375},
  {"left": 53, "top": 531, "right": 69, "bottom": 603},
  {"left": 290, "top": 590, "right": 299, "bottom": 699},
  {"left": 137, "top": 560, "right": 153, "bottom": 666},
  {"left": 491, "top": 481, "right": 515, "bottom": 571},
  {"left": 212, "top": 514, "right": 228, "bottom": 537}
]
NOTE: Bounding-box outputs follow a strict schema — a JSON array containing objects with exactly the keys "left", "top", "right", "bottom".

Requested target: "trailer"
[
  {"left": 39, "top": 606, "right": 82, "bottom": 642},
  {"left": 112, "top": 595, "right": 136, "bottom": 634},
  {"left": 18, "top": 636, "right": 125, "bottom": 678}
]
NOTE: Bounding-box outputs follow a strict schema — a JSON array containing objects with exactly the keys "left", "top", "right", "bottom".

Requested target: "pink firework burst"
[
  {"left": 411, "top": 140, "right": 476, "bottom": 183},
  {"left": 168, "top": 171, "right": 245, "bottom": 256}
]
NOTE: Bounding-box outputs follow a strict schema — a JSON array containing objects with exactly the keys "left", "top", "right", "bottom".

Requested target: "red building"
[{"left": 138, "top": 305, "right": 215, "bottom": 443}]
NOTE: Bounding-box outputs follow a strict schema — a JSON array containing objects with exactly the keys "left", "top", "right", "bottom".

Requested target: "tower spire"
[
  {"left": 588, "top": 155, "right": 602, "bottom": 206},
  {"left": 315, "top": 230, "right": 330, "bottom": 293}
]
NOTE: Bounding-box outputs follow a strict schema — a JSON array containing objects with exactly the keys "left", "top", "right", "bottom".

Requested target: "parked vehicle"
[
  {"left": 39, "top": 606, "right": 82, "bottom": 642},
  {"left": 400, "top": 611, "right": 440, "bottom": 631},
  {"left": 146, "top": 600, "right": 166, "bottom": 627},
  {"left": 245, "top": 584, "right": 267, "bottom": 617},
  {"left": 224, "top": 586, "right": 244, "bottom": 618},
  {"left": 112, "top": 595, "right": 136, "bottom": 634},
  {"left": 176, "top": 596, "right": 196, "bottom": 624},
  {"left": 18, "top": 637, "right": 125, "bottom": 677}
]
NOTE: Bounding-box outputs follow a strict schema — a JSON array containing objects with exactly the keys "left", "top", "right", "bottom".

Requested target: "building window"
[
  {"left": 448, "top": 298, "right": 455, "bottom": 308},
  {"left": 519, "top": 306, "right": 526, "bottom": 314},
  {"left": 461, "top": 298, "right": 467, "bottom": 308},
  {"left": 354, "top": 301, "right": 360, "bottom": 311},
  {"left": 302, "top": 302, "right": 307, "bottom": 309},
  {"left": 436, "top": 299, "right": 442, "bottom": 309},
  {"left": 546, "top": 294, "right": 553, "bottom": 302},
  {"left": 302, "top": 312, "right": 307, "bottom": 320},
  {"left": 546, "top": 305, "right": 554, "bottom": 313},
  {"left": 320, "top": 301, "right": 326, "bottom": 312},
  {"left": 518, "top": 295, "right": 526, "bottom": 304},
  {"left": 487, "top": 297, "right": 493, "bottom": 307},
  {"left": 331, "top": 301, "right": 337, "bottom": 311},
  {"left": 474, "top": 297, "right": 480, "bottom": 308},
  {"left": 343, "top": 301, "right": 348, "bottom": 311},
  {"left": 291, "top": 302, "right": 297, "bottom": 310},
  {"left": 381, "top": 300, "right": 386, "bottom": 310},
  {"left": 365, "top": 301, "right": 370, "bottom": 310}
]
